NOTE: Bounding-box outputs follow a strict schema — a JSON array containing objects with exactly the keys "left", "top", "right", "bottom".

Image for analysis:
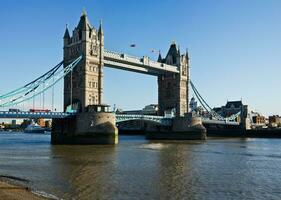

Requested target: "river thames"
[{"left": 0, "top": 132, "right": 281, "bottom": 199}]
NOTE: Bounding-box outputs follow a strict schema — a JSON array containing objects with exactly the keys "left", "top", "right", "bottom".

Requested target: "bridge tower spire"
[
  {"left": 63, "top": 24, "right": 70, "bottom": 46},
  {"left": 63, "top": 11, "right": 104, "bottom": 112}
]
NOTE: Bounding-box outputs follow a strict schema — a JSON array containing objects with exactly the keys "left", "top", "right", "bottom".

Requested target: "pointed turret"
[
  {"left": 177, "top": 45, "right": 181, "bottom": 55},
  {"left": 185, "top": 48, "right": 189, "bottom": 60},
  {"left": 157, "top": 52, "right": 162, "bottom": 62},
  {"left": 165, "top": 41, "right": 180, "bottom": 65},
  {"left": 77, "top": 9, "right": 91, "bottom": 31},
  {"left": 63, "top": 25, "right": 70, "bottom": 39},
  {"left": 98, "top": 19, "right": 104, "bottom": 36},
  {"left": 98, "top": 19, "right": 104, "bottom": 43},
  {"left": 63, "top": 24, "right": 70, "bottom": 45}
]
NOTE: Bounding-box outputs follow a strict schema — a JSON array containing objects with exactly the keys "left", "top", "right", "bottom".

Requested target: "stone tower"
[
  {"left": 158, "top": 43, "right": 190, "bottom": 117},
  {"left": 63, "top": 11, "right": 104, "bottom": 112}
]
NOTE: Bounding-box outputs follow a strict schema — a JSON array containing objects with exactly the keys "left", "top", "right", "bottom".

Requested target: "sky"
[{"left": 0, "top": 0, "right": 280, "bottom": 116}]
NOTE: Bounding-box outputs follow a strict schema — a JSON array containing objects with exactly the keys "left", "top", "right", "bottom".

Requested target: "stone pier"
[
  {"left": 52, "top": 105, "right": 118, "bottom": 145},
  {"left": 51, "top": 12, "right": 118, "bottom": 144},
  {"left": 146, "top": 114, "right": 207, "bottom": 140}
]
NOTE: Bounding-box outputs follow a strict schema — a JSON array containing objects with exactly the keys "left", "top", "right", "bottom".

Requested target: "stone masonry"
[
  {"left": 63, "top": 11, "right": 189, "bottom": 118},
  {"left": 63, "top": 11, "right": 104, "bottom": 111},
  {"left": 158, "top": 43, "right": 190, "bottom": 117}
]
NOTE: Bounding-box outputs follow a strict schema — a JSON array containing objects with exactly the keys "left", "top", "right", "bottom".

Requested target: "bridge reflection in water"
[{"left": 0, "top": 133, "right": 279, "bottom": 200}]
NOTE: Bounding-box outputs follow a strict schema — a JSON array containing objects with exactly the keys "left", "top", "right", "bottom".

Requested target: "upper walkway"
[{"left": 104, "top": 49, "right": 179, "bottom": 76}]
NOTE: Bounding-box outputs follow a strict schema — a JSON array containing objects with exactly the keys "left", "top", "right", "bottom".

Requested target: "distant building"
[
  {"left": 20, "top": 119, "right": 31, "bottom": 129},
  {"left": 223, "top": 101, "right": 244, "bottom": 118},
  {"left": 11, "top": 120, "right": 17, "bottom": 126},
  {"left": 142, "top": 104, "right": 158, "bottom": 115},
  {"left": 121, "top": 109, "right": 143, "bottom": 115},
  {"left": 211, "top": 100, "right": 250, "bottom": 129},
  {"left": 250, "top": 111, "right": 266, "bottom": 128},
  {"left": 252, "top": 115, "right": 266, "bottom": 125},
  {"left": 268, "top": 115, "right": 281, "bottom": 127},
  {"left": 189, "top": 97, "right": 197, "bottom": 112},
  {"left": 115, "top": 108, "right": 123, "bottom": 114},
  {"left": 118, "top": 104, "right": 159, "bottom": 116},
  {"left": 45, "top": 120, "right": 52, "bottom": 128},
  {"left": 36, "top": 118, "right": 45, "bottom": 127}
]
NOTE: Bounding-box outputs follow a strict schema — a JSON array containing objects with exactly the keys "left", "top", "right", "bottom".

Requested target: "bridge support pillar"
[
  {"left": 146, "top": 114, "right": 207, "bottom": 140},
  {"left": 157, "top": 43, "right": 189, "bottom": 117},
  {"left": 51, "top": 111, "right": 118, "bottom": 145}
]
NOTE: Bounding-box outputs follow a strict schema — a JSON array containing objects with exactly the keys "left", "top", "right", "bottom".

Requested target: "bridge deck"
[
  {"left": 202, "top": 119, "right": 239, "bottom": 126},
  {"left": 0, "top": 111, "right": 74, "bottom": 119},
  {"left": 0, "top": 111, "right": 240, "bottom": 126},
  {"left": 104, "top": 49, "right": 179, "bottom": 76}
]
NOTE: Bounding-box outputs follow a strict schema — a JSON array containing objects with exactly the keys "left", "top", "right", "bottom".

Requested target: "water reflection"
[
  {"left": 50, "top": 145, "right": 117, "bottom": 199},
  {"left": 0, "top": 133, "right": 281, "bottom": 199}
]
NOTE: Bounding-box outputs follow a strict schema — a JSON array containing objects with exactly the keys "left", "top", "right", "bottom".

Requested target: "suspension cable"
[
  {"left": 52, "top": 76, "right": 54, "bottom": 112},
  {"left": 70, "top": 68, "right": 73, "bottom": 110},
  {"left": 190, "top": 80, "right": 239, "bottom": 121},
  {"left": 0, "top": 61, "right": 63, "bottom": 99},
  {"left": 0, "top": 56, "right": 82, "bottom": 108}
]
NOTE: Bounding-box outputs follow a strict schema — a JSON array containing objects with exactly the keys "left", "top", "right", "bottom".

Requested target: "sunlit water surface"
[{"left": 0, "top": 132, "right": 281, "bottom": 200}]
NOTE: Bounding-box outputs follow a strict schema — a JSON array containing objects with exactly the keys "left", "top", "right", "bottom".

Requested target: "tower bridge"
[
  {"left": 62, "top": 11, "right": 189, "bottom": 117},
  {"left": 0, "top": 11, "right": 244, "bottom": 144}
]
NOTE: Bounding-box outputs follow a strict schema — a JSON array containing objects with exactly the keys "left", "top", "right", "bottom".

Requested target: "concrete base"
[
  {"left": 146, "top": 116, "right": 207, "bottom": 140},
  {"left": 51, "top": 132, "right": 118, "bottom": 145},
  {"left": 146, "top": 127, "right": 206, "bottom": 140},
  {"left": 51, "top": 112, "right": 118, "bottom": 145}
]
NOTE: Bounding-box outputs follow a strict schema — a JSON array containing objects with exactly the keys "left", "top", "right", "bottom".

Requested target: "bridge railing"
[
  {"left": 0, "top": 111, "right": 74, "bottom": 119},
  {"left": 115, "top": 114, "right": 172, "bottom": 126},
  {"left": 116, "top": 114, "right": 168, "bottom": 119},
  {"left": 202, "top": 118, "right": 240, "bottom": 125},
  {"left": 104, "top": 49, "right": 179, "bottom": 73}
]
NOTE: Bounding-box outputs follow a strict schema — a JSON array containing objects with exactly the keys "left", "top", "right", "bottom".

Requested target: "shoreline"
[{"left": 0, "top": 178, "right": 51, "bottom": 200}]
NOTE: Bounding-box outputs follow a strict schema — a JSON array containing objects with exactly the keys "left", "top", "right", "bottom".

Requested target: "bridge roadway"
[
  {"left": 0, "top": 111, "right": 74, "bottom": 119},
  {"left": 0, "top": 111, "right": 240, "bottom": 126},
  {"left": 104, "top": 49, "right": 179, "bottom": 76}
]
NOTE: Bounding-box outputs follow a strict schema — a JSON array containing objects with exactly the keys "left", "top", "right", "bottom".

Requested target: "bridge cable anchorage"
[
  {"left": 0, "top": 56, "right": 83, "bottom": 108},
  {"left": 190, "top": 80, "right": 240, "bottom": 122}
]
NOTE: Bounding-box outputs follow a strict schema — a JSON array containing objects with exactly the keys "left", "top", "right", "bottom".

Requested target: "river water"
[{"left": 0, "top": 132, "right": 281, "bottom": 200}]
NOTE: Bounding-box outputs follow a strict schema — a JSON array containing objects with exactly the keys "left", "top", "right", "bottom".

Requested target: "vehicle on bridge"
[
  {"left": 9, "top": 108, "right": 21, "bottom": 112},
  {"left": 29, "top": 109, "right": 51, "bottom": 113}
]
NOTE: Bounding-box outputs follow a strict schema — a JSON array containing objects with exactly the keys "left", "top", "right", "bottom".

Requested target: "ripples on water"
[{"left": 0, "top": 132, "right": 281, "bottom": 199}]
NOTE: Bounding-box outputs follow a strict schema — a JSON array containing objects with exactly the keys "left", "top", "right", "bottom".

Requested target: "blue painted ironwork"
[
  {"left": 0, "top": 111, "right": 239, "bottom": 126},
  {"left": 116, "top": 114, "right": 172, "bottom": 126},
  {"left": 0, "top": 111, "right": 74, "bottom": 119},
  {"left": 190, "top": 80, "right": 241, "bottom": 122},
  {"left": 0, "top": 56, "right": 82, "bottom": 108}
]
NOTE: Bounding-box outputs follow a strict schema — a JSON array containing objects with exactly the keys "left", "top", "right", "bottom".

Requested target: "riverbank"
[{"left": 0, "top": 179, "right": 48, "bottom": 200}]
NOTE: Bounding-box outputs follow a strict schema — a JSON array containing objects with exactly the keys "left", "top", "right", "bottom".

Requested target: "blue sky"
[{"left": 0, "top": 0, "right": 280, "bottom": 116}]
